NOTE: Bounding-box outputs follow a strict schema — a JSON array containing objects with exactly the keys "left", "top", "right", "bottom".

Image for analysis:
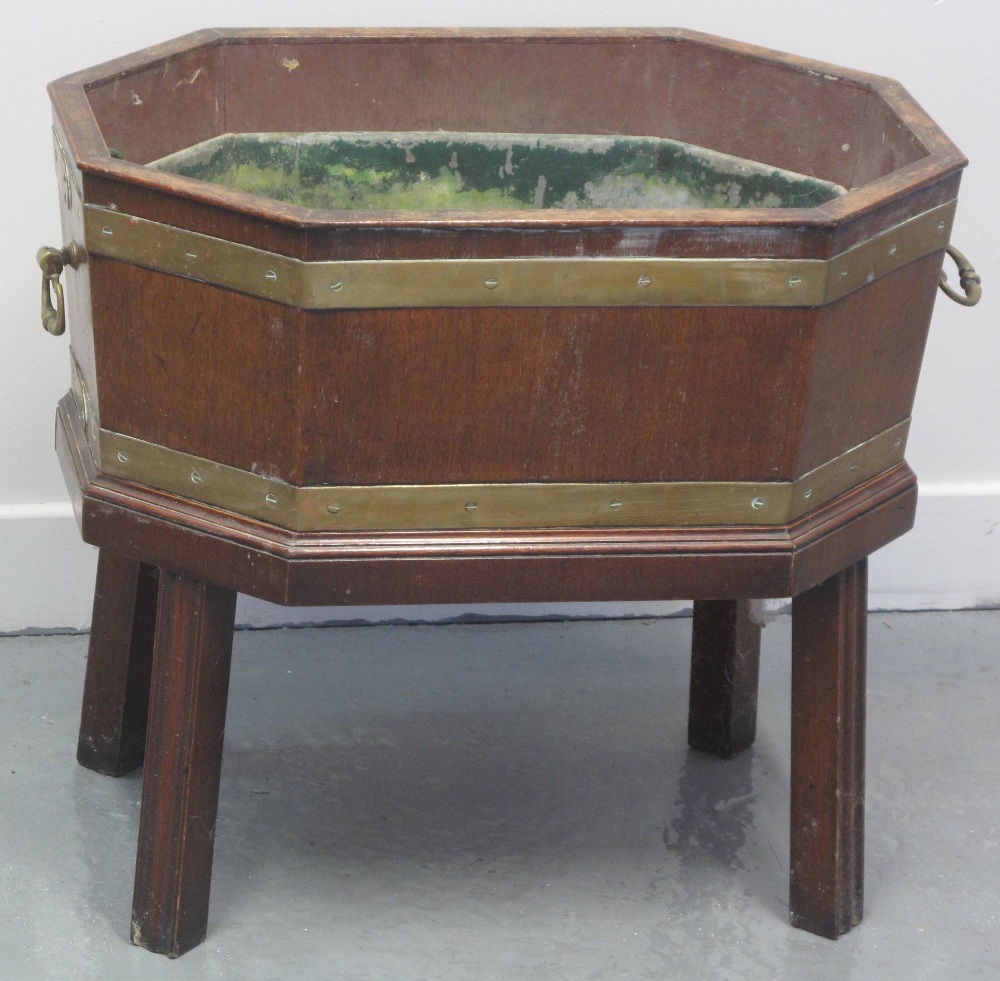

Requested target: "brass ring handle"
[
  {"left": 37, "top": 244, "right": 84, "bottom": 335},
  {"left": 939, "top": 245, "right": 982, "bottom": 307},
  {"left": 37, "top": 246, "right": 68, "bottom": 335}
]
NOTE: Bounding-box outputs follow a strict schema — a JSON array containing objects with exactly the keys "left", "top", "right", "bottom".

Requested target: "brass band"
[
  {"left": 95, "top": 420, "right": 910, "bottom": 532},
  {"left": 82, "top": 201, "right": 956, "bottom": 311}
]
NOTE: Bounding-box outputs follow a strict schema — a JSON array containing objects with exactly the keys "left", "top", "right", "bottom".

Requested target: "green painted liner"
[{"left": 149, "top": 131, "right": 847, "bottom": 212}]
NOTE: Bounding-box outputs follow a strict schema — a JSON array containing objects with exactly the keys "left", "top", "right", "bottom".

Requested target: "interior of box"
[
  {"left": 82, "top": 35, "right": 929, "bottom": 205},
  {"left": 147, "top": 131, "right": 847, "bottom": 211}
]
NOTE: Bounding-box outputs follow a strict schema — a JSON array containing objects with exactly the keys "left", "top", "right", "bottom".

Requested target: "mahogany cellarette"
[{"left": 39, "top": 28, "right": 980, "bottom": 956}]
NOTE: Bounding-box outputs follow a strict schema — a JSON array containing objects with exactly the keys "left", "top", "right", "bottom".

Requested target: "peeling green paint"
[{"left": 149, "top": 131, "right": 846, "bottom": 211}]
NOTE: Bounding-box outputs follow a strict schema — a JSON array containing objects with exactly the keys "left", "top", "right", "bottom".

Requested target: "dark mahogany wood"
[
  {"left": 688, "top": 600, "right": 762, "bottom": 758},
  {"left": 131, "top": 571, "right": 237, "bottom": 958},
  {"left": 77, "top": 549, "right": 158, "bottom": 775},
  {"left": 797, "top": 253, "right": 943, "bottom": 474},
  {"left": 789, "top": 559, "right": 867, "bottom": 938},
  {"left": 296, "top": 304, "right": 814, "bottom": 486},
  {"left": 90, "top": 258, "right": 818, "bottom": 486}
]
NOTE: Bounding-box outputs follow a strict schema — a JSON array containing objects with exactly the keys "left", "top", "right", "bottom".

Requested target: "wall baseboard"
[
  {"left": 0, "top": 504, "right": 98, "bottom": 633},
  {"left": 3, "top": 486, "right": 997, "bottom": 632},
  {"left": 868, "top": 485, "right": 1000, "bottom": 611}
]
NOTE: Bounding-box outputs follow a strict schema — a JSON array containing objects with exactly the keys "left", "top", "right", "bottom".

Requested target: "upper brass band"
[{"left": 83, "top": 201, "right": 956, "bottom": 311}]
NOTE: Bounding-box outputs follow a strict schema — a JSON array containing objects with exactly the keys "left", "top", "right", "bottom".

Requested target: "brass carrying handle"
[
  {"left": 939, "top": 245, "right": 982, "bottom": 307},
  {"left": 37, "top": 244, "right": 84, "bottom": 335},
  {"left": 37, "top": 245, "right": 70, "bottom": 335}
]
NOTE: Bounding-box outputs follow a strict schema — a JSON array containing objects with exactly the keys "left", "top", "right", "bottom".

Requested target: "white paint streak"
[
  {"left": 175, "top": 66, "right": 204, "bottom": 88},
  {"left": 533, "top": 174, "right": 547, "bottom": 208}
]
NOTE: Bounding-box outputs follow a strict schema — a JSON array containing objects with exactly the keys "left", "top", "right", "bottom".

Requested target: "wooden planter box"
[{"left": 43, "top": 28, "right": 970, "bottom": 957}]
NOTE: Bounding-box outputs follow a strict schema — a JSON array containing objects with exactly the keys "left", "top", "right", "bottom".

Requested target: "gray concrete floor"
[{"left": 1, "top": 611, "right": 997, "bottom": 980}]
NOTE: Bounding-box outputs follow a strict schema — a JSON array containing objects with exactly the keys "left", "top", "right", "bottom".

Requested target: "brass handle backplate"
[
  {"left": 37, "top": 244, "right": 82, "bottom": 336},
  {"left": 939, "top": 245, "right": 982, "bottom": 307}
]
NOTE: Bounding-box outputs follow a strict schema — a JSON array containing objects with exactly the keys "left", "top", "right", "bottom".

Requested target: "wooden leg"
[
  {"left": 77, "top": 549, "right": 159, "bottom": 776},
  {"left": 790, "top": 559, "right": 867, "bottom": 938},
  {"left": 688, "top": 600, "right": 762, "bottom": 758},
  {"left": 131, "top": 571, "right": 237, "bottom": 958}
]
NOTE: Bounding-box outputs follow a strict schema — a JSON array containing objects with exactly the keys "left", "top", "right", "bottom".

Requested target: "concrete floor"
[{"left": 1, "top": 610, "right": 997, "bottom": 980}]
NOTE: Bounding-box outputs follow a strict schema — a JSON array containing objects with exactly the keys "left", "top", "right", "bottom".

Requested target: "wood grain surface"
[
  {"left": 130, "top": 570, "right": 237, "bottom": 958},
  {"left": 77, "top": 550, "right": 158, "bottom": 776},
  {"left": 790, "top": 559, "right": 867, "bottom": 937},
  {"left": 688, "top": 600, "right": 763, "bottom": 758}
]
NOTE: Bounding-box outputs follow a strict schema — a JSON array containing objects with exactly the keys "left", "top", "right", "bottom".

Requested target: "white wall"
[{"left": 2, "top": 1, "right": 997, "bottom": 630}]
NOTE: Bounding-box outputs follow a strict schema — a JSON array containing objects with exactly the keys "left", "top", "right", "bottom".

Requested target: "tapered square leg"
[
  {"left": 131, "top": 571, "right": 237, "bottom": 958},
  {"left": 688, "top": 600, "right": 762, "bottom": 758},
  {"left": 790, "top": 559, "right": 867, "bottom": 938},
  {"left": 77, "top": 549, "right": 159, "bottom": 776}
]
